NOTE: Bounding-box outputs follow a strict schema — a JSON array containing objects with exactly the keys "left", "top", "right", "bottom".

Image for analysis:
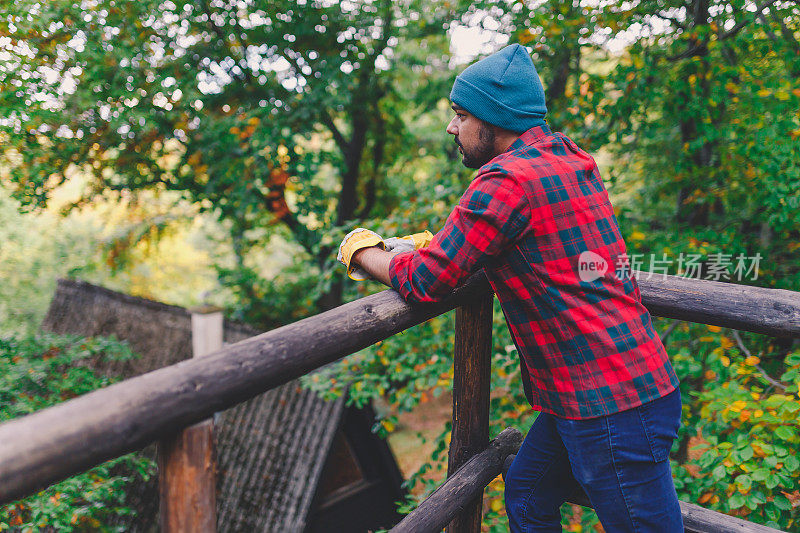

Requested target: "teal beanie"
[{"left": 450, "top": 44, "right": 547, "bottom": 133}]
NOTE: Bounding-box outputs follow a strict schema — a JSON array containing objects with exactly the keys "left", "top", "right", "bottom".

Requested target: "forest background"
[{"left": 1, "top": 0, "right": 799, "bottom": 530}]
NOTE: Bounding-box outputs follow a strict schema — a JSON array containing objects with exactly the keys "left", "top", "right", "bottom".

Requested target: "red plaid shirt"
[{"left": 389, "top": 124, "right": 678, "bottom": 419}]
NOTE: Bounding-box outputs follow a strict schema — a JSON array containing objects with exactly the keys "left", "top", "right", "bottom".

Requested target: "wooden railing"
[{"left": 1, "top": 271, "right": 798, "bottom": 532}]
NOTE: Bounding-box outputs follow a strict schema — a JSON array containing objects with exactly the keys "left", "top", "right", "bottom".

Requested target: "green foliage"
[
  {"left": 0, "top": 189, "right": 102, "bottom": 336},
  {"left": 673, "top": 343, "right": 800, "bottom": 529},
  {"left": 0, "top": 334, "right": 155, "bottom": 531},
  {"left": 3, "top": 0, "right": 799, "bottom": 530},
  {"left": 0, "top": 0, "right": 468, "bottom": 321}
]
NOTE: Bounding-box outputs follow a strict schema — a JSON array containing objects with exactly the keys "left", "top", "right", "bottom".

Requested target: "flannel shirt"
[{"left": 388, "top": 123, "right": 678, "bottom": 419}]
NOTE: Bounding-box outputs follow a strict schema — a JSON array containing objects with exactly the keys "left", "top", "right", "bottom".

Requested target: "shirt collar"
[{"left": 507, "top": 122, "right": 552, "bottom": 152}]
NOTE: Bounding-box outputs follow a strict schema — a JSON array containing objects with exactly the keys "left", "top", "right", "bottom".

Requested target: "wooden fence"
[{"left": 1, "top": 271, "right": 798, "bottom": 532}]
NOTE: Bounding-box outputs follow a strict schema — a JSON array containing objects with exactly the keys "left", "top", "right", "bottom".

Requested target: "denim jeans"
[{"left": 504, "top": 388, "right": 683, "bottom": 532}]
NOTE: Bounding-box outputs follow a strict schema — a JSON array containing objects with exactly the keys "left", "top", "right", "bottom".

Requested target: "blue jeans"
[{"left": 505, "top": 389, "right": 683, "bottom": 532}]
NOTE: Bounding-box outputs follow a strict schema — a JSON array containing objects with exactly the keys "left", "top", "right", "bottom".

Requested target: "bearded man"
[{"left": 338, "top": 43, "right": 683, "bottom": 533}]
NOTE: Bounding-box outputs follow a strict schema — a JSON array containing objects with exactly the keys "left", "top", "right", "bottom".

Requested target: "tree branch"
[
  {"left": 756, "top": 12, "right": 780, "bottom": 42},
  {"left": 731, "top": 330, "right": 787, "bottom": 391},
  {"left": 720, "top": 0, "right": 781, "bottom": 40},
  {"left": 322, "top": 111, "right": 348, "bottom": 153},
  {"left": 659, "top": 320, "right": 681, "bottom": 344},
  {"left": 769, "top": 7, "right": 800, "bottom": 52},
  {"left": 654, "top": 11, "right": 688, "bottom": 30},
  {"left": 200, "top": 0, "right": 251, "bottom": 84}
]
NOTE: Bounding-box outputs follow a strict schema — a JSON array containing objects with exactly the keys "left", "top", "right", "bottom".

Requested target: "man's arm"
[
  {"left": 351, "top": 246, "right": 398, "bottom": 286},
  {"left": 389, "top": 171, "right": 532, "bottom": 303}
]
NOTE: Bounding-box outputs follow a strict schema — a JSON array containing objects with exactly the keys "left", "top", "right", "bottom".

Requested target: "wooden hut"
[{"left": 42, "top": 279, "right": 405, "bottom": 532}]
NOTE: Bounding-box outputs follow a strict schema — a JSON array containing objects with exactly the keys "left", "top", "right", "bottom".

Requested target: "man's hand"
[
  {"left": 337, "top": 228, "right": 385, "bottom": 281},
  {"left": 351, "top": 246, "right": 398, "bottom": 286},
  {"left": 352, "top": 230, "right": 433, "bottom": 285}
]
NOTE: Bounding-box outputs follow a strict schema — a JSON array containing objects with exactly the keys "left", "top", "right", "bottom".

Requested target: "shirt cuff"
[{"left": 388, "top": 252, "right": 411, "bottom": 293}]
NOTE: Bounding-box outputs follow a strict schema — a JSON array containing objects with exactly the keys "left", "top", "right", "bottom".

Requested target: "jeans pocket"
[{"left": 636, "top": 390, "right": 682, "bottom": 463}]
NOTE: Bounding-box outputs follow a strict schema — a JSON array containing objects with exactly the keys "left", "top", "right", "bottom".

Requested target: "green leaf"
[
  {"left": 752, "top": 468, "right": 770, "bottom": 482},
  {"left": 729, "top": 493, "right": 746, "bottom": 509},
  {"left": 739, "top": 446, "right": 754, "bottom": 461},
  {"left": 773, "top": 495, "right": 792, "bottom": 511},
  {"left": 783, "top": 455, "right": 799, "bottom": 472},
  {"left": 736, "top": 474, "right": 752, "bottom": 491},
  {"left": 775, "top": 426, "right": 793, "bottom": 440},
  {"left": 766, "top": 474, "right": 780, "bottom": 489}
]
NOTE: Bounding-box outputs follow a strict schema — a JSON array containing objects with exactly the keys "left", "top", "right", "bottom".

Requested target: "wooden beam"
[
  {"left": 391, "top": 428, "right": 524, "bottom": 533},
  {"left": 634, "top": 271, "right": 800, "bottom": 337},
  {"left": 0, "top": 271, "right": 798, "bottom": 504},
  {"left": 0, "top": 274, "right": 491, "bottom": 504},
  {"left": 158, "top": 309, "right": 221, "bottom": 532},
  {"left": 400, "top": 443, "right": 788, "bottom": 533},
  {"left": 158, "top": 421, "right": 217, "bottom": 533},
  {"left": 446, "top": 292, "right": 493, "bottom": 533}
]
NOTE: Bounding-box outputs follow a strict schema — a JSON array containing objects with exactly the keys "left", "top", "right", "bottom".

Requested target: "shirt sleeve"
[{"left": 388, "top": 170, "right": 531, "bottom": 303}]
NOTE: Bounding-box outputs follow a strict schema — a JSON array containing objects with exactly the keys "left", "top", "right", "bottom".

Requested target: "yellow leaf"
[
  {"left": 745, "top": 356, "right": 761, "bottom": 366},
  {"left": 730, "top": 400, "right": 746, "bottom": 412},
  {"left": 776, "top": 90, "right": 790, "bottom": 101},
  {"left": 720, "top": 336, "right": 734, "bottom": 349},
  {"left": 757, "top": 89, "right": 771, "bottom": 97},
  {"left": 754, "top": 409, "right": 763, "bottom": 418},
  {"left": 490, "top": 499, "right": 504, "bottom": 512},
  {"left": 707, "top": 325, "right": 721, "bottom": 332},
  {"left": 721, "top": 356, "right": 730, "bottom": 367},
  {"left": 630, "top": 230, "right": 646, "bottom": 240}
]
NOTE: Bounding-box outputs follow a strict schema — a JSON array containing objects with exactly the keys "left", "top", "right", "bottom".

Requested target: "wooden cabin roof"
[{"left": 42, "top": 278, "right": 346, "bottom": 532}]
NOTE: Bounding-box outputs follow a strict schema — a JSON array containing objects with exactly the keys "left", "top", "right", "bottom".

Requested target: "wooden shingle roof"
[{"left": 43, "top": 278, "right": 345, "bottom": 532}]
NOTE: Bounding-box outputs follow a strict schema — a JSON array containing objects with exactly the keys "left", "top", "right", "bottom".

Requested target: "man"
[{"left": 338, "top": 44, "right": 682, "bottom": 532}]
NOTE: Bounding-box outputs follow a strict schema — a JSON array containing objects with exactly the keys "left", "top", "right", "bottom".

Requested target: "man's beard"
[{"left": 456, "top": 123, "right": 496, "bottom": 169}]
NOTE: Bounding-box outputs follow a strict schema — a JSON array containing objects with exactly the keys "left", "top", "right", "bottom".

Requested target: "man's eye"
[{"left": 456, "top": 113, "right": 466, "bottom": 119}]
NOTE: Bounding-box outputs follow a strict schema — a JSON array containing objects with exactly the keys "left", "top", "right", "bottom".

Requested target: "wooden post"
[
  {"left": 446, "top": 291, "right": 493, "bottom": 533},
  {"left": 158, "top": 308, "right": 222, "bottom": 532}
]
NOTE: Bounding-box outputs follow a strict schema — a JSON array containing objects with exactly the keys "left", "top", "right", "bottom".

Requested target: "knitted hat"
[{"left": 450, "top": 44, "right": 547, "bottom": 133}]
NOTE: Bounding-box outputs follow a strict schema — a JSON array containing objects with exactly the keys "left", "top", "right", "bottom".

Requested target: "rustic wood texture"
[
  {"left": 635, "top": 271, "right": 800, "bottom": 337},
  {"left": 42, "top": 279, "right": 350, "bottom": 532},
  {"left": 0, "top": 273, "right": 492, "bottom": 504},
  {"left": 6, "top": 271, "right": 800, "bottom": 511},
  {"left": 402, "top": 443, "right": 790, "bottom": 533},
  {"left": 391, "top": 428, "right": 524, "bottom": 533},
  {"left": 158, "top": 310, "right": 222, "bottom": 533},
  {"left": 158, "top": 420, "right": 217, "bottom": 533},
  {"left": 446, "top": 291, "right": 493, "bottom": 533}
]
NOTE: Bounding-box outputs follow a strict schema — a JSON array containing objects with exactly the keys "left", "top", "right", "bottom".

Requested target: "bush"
[{"left": 0, "top": 334, "right": 155, "bottom": 532}]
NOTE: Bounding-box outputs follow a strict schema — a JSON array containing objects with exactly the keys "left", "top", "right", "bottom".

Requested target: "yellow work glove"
[
  {"left": 384, "top": 230, "right": 434, "bottom": 254},
  {"left": 337, "top": 228, "right": 385, "bottom": 281}
]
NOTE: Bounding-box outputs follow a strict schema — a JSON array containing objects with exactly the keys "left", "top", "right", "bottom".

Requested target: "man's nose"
[{"left": 446, "top": 117, "right": 458, "bottom": 135}]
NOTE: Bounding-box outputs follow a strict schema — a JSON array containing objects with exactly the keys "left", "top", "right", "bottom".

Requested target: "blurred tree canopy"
[
  {"left": 1, "top": 0, "right": 466, "bottom": 323},
  {"left": 2, "top": 0, "right": 799, "bottom": 529}
]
